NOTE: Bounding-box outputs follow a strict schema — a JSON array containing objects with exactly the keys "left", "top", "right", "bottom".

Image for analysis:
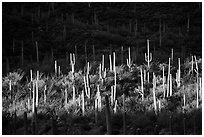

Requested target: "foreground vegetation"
[{"left": 2, "top": 43, "right": 202, "bottom": 134}]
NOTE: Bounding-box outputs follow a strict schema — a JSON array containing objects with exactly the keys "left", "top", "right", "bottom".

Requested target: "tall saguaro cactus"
[
  {"left": 36, "top": 71, "right": 39, "bottom": 107},
  {"left": 140, "top": 68, "right": 144, "bottom": 101},
  {"left": 145, "top": 39, "right": 152, "bottom": 83},
  {"left": 109, "top": 54, "right": 112, "bottom": 71},
  {"left": 54, "top": 60, "right": 57, "bottom": 76},
  {"left": 153, "top": 73, "right": 157, "bottom": 115},
  {"left": 176, "top": 58, "right": 181, "bottom": 87},
  {"left": 127, "top": 47, "right": 131, "bottom": 68},
  {"left": 163, "top": 66, "right": 165, "bottom": 98},
  {"left": 167, "top": 58, "right": 171, "bottom": 97}
]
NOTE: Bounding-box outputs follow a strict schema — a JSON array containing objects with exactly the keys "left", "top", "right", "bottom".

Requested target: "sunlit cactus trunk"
[
  {"left": 102, "top": 55, "right": 105, "bottom": 72},
  {"left": 145, "top": 39, "right": 152, "bottom": 83},
  {"left": 140, "top": 68, "right": 144, "bottom": 101},
  {"left": 176, "top": 58, "right": 181, "bottom": 88},
  {"left": 82, "top": 90, "right": 85, "bottom": 116},
  {"left": 167, "top": 58, "right": 171, "bottom": 97},
  {"left": 113, "top": 52, "right": 117, "bottom": 103},
  {"left": 109, "top": 54, "right": 112, "bottom": 71},
  {"left": 58, "top": 66, "right": 61, "bottom": 76},
  {"left": 113, "top": 100, "right": 117, "bottom": 114},
  {"left": 84, "top": 76, "right": 88, "bottom": 97},
  {"left": 65, "top": 88, "right": 68, "bottom": 108},
  {"left": 110, "top": 86, "right": 114, "bottom": 106},
  {"left": 32, "top": 81, "right": 35, "bottom": 114},
  {"left": 86, "top": 62, "right": 90, "bottom": 98},
  {"left": 54, "top": 60, "right": 57, "bottom": 76},
  {"left": 153, "top": 73, "right": 157, "bottom": 115},
  {"left": 158, "top": 100, "right": 161, "bottom": 112},
  {"left": 73, "top": 86, "right": 76, "bottom": 103},
  {"left": 144, "top": 69, "right": 146, "bottom": 83},
  {"left": 95, "top": 98, "right": 98, "bottom": 123},
  {"left": 163, "top": 66, "right": 165, "bottom": 98},
  {"left": 170, "top": 74, "right": 172, "bottom": 96},
  {"left": 35, "top": 71, "right": 39, "bottom": 107},
  {"left": 44, "top": 85, "right": 47, "bottom": 104},
  {"left": 9, "top": 80, "right": 12, "bottom": 99},
  {"left": 194, "top": 56, "right": 199, "bottom": 109},
  {"left": 127, "top": 47, "right": 131, "bottom": 68},
  {"left": 96, "top": 85, "right": 101, "bottom": 111}
]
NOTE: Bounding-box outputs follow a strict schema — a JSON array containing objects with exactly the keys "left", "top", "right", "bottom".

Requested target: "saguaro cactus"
[
  {"left": 82, "top": 90, "right": 85, "bottom": 116},
  {"left": 145, "top": 39, "right": 152, "bottom": 83},
  {"left": 35, "top": 71, "right": 39, "bottom": 107},
  {"left": 102, "top": 55, "right": 105, "bottom": 72},
  {"left": 58, "top": 66, "right": 61, "bottom": 76},
  {"left": 140, "top": 68, "right": 144, "bottom": 101},
  {"left": 55, "top": 60, "right": 57, "bottom": 76},
  {"left": 153, "top": 73, "right": 157, "bottom": 115},
  {"left": 32, "top": 81, "right": 35, "bottom": 114},
  {"left": 73, "top": 86, "right": 76, "bottom": 103},
  {"left": 9, "top": 80, "right": 12, "bottom": 99},
  {"left": 127, "top": 47, "right": 131, "bottom": 68},
  {"left": 163, "top": 66, "right": 165, "bottom": 98},
  {"left": 176, "top": 58, "right": 181, "bottom": 88},
  {"left": 44, "top": 85, "right": 47, "bottom": 104},
  {"left": 65, "top": 88, "right": 68, "bottom": 108},
  {"left": 109, "top": 54, "right": 112, "bottom": 71},
  {"left": 194, "top": 56, "right": 199, "bottom": 109},
  {"left": 170, "top": 74, "right": 172, "bottom": 96},
  {"left": 167, "top": 58, "right": 171, "bottom": 97},
  {"left": 171, "top": 48, "right": 174, "bottom": 62}
]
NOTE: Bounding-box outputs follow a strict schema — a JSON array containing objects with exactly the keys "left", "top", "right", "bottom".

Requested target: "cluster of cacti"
[{"left": 2, "top": 37, "right": 202, "bottom": 135}]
